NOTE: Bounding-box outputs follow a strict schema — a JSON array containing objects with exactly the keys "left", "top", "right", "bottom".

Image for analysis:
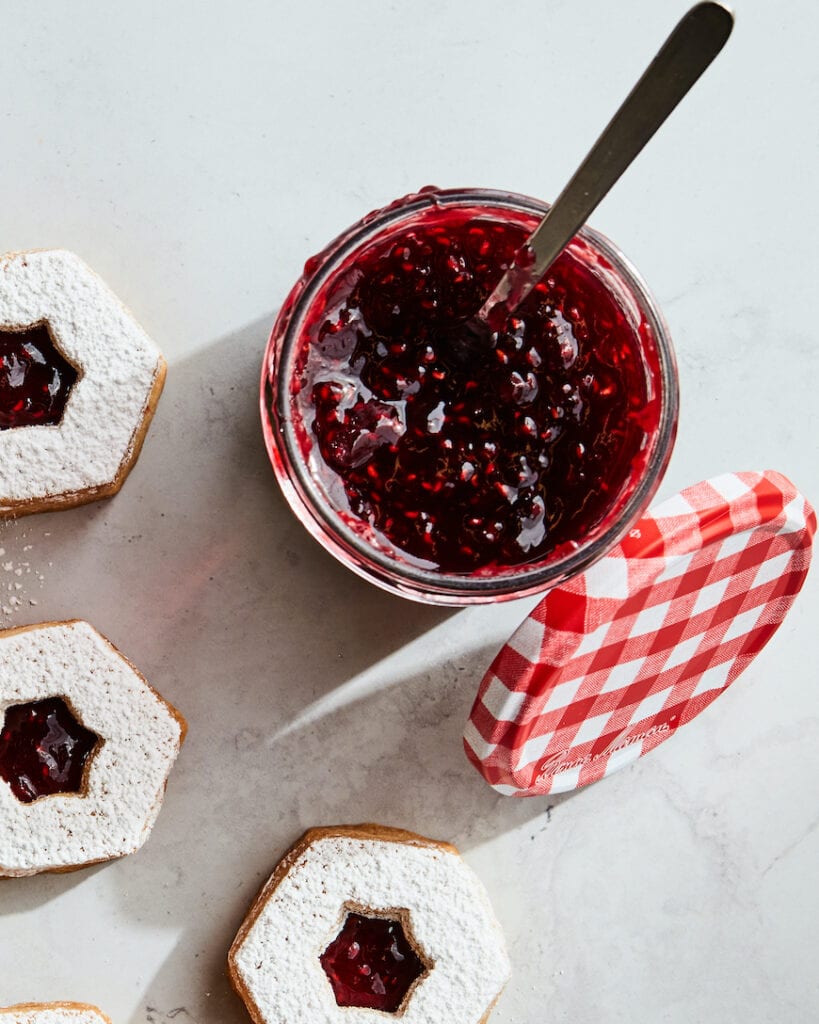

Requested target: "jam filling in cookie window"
[
  {"left": 320, "top": 910, "right": 428, "bottom": 1013},
  {"left": 0, "top": 323, "right": 78, "bottom": 430},
  {"left": 0, "top": 697, "right": 99, "bottom": 803}
]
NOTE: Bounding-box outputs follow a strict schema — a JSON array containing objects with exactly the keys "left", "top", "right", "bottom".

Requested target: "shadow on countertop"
[{"left": 0, "top": 316, "right": 571, "bottom": 1023}]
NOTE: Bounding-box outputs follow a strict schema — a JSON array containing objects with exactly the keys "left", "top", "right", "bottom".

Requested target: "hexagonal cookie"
[
  {"left": 0, "top": 620, "right": 186, "bottom": 877},
  {"left": 0, "top": 1005, "right": 111, "bottom": 1024},
  {"left": 228, "top": 824, "right": 510, "bottom": 1024},
  {"left": 0, "top": 249, "right": 165, "bottom": 517}
]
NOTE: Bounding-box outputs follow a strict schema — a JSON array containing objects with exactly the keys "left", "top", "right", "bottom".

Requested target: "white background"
[{"left": 1, "top": 1, "right": 818, "bottom": 1021}]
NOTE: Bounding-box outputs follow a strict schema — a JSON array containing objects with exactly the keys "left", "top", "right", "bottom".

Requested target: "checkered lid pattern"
[{"left": 464, "top": 471, "right": 815, "bottom": 797}]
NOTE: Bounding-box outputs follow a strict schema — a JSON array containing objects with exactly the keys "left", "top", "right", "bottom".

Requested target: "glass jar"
[{"left": 261, "top": 188, "right": 678, "bottom": 605}]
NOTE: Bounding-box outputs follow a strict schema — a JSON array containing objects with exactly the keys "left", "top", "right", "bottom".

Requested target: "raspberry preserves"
[
  {"left": 320, "top": 912, "right": 426, "bottom": 1012},
  {"left": 263, "top": 188, "right": 678, "bottom": 602},
  {"left": 293, "top": 205, "right": 661, "bottom": 573},
  {"left": 0, "top": 697, "right": 99, "bottom": 803},
  {"left": 0, "top": 323, "right": 78, "bottom": 430}
]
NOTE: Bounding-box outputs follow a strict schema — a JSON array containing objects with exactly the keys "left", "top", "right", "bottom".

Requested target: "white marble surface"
[{"left": 1, "top": 0, "right": 817, "bottom": 1020}]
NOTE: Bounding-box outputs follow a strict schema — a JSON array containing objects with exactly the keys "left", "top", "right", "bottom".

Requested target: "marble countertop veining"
[{"left": 1, "top": 1, "right": 818, "bottom": 1021}]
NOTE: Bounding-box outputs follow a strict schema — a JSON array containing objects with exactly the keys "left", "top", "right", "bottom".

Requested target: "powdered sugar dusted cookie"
[
  {"left": 0, "top": 620, "right": 185, "bottom": 877},
  {"left": 0, "top": 1004, "right": 112, "bottom": 1024},
  {"left": 0, "top": 250, "right": 165, "bottom": 517},
  {"left": 229, "top": 824, "right": 510, "bottom": 1024}
]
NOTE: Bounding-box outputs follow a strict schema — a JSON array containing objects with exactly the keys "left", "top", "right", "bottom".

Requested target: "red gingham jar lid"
[{"left": 464, "top": 470, "right": 815, "bottom": 797}]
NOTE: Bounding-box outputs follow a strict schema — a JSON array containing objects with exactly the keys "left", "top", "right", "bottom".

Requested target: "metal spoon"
[{"left": 473, "top": 1, "right": 734, "bottom": 332}]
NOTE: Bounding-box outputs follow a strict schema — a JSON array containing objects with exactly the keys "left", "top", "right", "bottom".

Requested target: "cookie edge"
[{"left": 0, "top": 1002, "right": 113, "bottom": 1024}]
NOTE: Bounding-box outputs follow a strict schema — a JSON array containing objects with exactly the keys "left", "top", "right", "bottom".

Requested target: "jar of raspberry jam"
[{"left": 261, "top": 188, "right": 678, "bottom": 604}]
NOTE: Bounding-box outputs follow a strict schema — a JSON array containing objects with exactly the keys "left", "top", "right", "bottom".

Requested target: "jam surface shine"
[
  {"left": 0, "top": 697, "right": 99, "bottom": 803},
  {"left": 0, "top": 323, "right": 78, "bottom": 430},
  {"left": 320, "top": 912, "right": 426, "bottom": 1012},
  {"left": 293, "top": 204, "right": 660, "bottom": 574}
]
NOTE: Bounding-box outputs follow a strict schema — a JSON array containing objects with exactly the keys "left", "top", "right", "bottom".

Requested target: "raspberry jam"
[
  {"left": 0, "top": 697, "right": 99, "bottom": 803},
  {"left": 320, "top": 912, "right": 426, "bottom": 1012},
  {"left": 264, "top": 188, "right": 677, "bottom": 601},
  {"left": 0, "top": 323, "right": 78, "bottom": 430},
  {"left": 291, "top": 201, "right": 663, "bottom": 575}
]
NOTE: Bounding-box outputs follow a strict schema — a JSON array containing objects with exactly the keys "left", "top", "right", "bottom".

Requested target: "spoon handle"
[{"left": 480, "top": 1, "right": 734, "bottom": 319}]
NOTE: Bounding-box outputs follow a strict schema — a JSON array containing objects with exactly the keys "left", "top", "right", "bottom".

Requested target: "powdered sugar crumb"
[{"left": 0, "top": 519, "right": 46, "bottom": 622}]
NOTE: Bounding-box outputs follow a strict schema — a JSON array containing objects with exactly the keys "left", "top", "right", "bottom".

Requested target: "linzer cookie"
[
  {"left": 229, "top": 824, "right": 510, "bottom": 1024},
  {"left": 0, "top": 620, "right": 185, "bottom": 877},
  {"left": 0, "top": 250, "right": 165, "bottom": 517},
  {"left": 0, "top": 1005, "right": 112, "bottom": 1024}
]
